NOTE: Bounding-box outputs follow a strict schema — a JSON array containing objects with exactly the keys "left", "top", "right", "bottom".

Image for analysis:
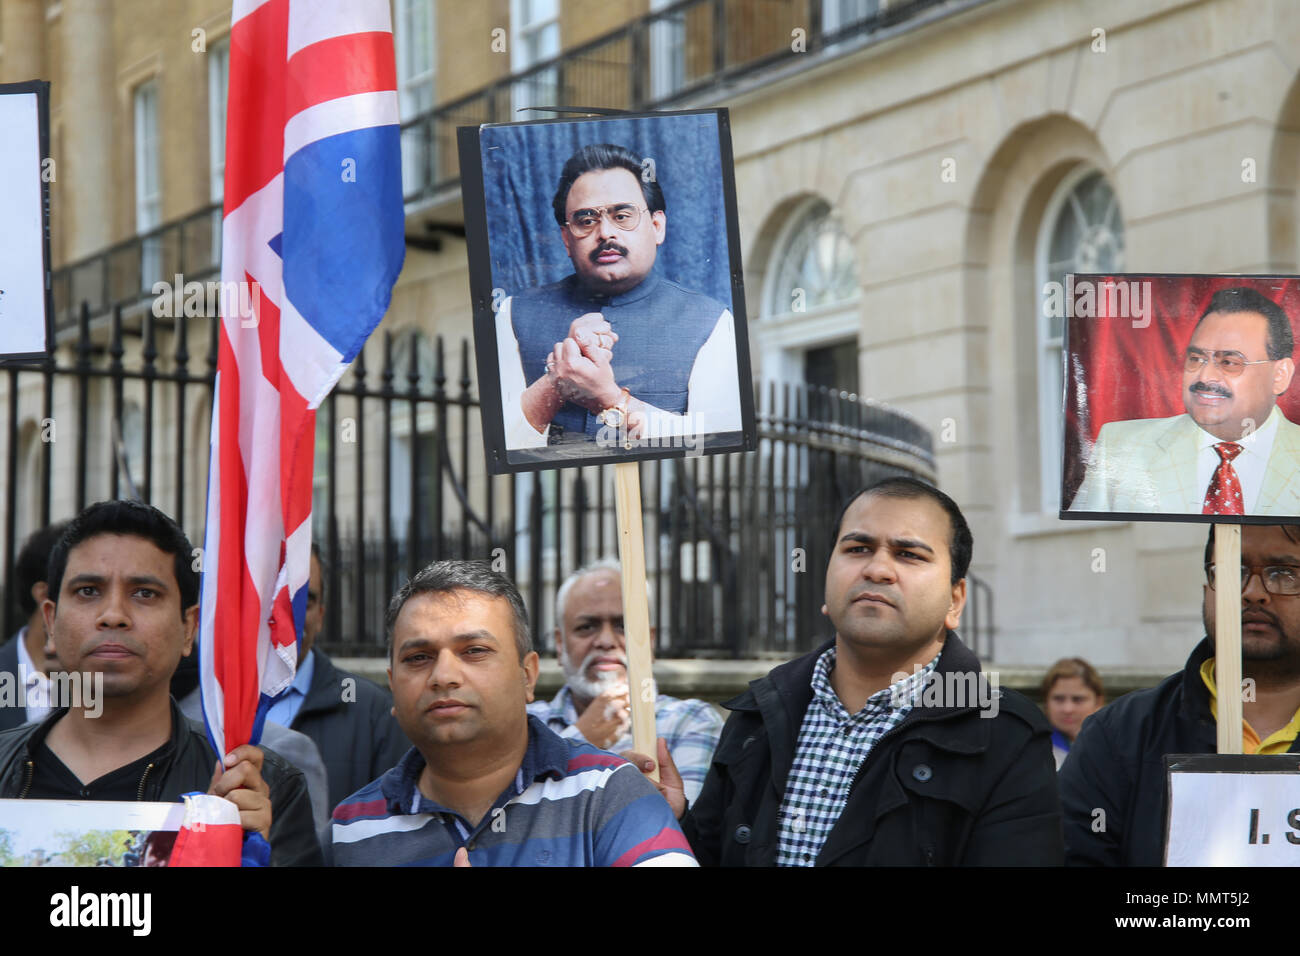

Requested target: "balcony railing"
[
  {"left": 401, "top": 0, "right": 967, "bottom": 203},
  {"left": 51, "top": 205, "right": 223, "bottom": 332},
  {"left": 47, "top": 0, "right": 974, "bottom": 329}
]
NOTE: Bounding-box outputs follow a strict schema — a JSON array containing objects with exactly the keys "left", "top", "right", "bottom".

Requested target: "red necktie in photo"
[{"left": 1203, "top": 442, "right": 1244, "bottom": 515}]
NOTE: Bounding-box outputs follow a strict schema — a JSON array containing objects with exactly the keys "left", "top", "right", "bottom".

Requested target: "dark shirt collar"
[
  {"left": 381, "top": 714, "right": 569, "bottom": 813},
  {"left": 563, "top": 271, "right": 660, "bottom": 308}
]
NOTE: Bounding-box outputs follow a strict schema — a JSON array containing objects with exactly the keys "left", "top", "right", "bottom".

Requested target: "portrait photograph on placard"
[
  {"left": 458, "top": 108, "right": 755, "bottom": 474},
  {"left": 0, "top": 799, "right": 185, "bottom": 867},
  {"left": 1061, "top": 273, "right": 1300, "bottom": 522}
]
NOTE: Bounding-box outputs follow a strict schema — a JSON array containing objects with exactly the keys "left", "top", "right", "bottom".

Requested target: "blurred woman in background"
[{"left": 1042, "top": 657, "right": 1105, "bottom": 769}]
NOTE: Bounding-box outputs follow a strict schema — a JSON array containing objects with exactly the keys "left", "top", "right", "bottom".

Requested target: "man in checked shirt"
[
  {"left": 626, "top": 477, "right": 1064, "bottom": 865},
  {"left": 528, "top": 558, "right": 722, "bottom": 804}
]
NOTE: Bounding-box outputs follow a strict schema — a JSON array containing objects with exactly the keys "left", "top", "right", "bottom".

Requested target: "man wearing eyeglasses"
[
  {"left": 1070, "top": 286, "right": 1300, "bottom": 514},
  {"left": 494, "top": 142, "right": 743, "bottom": 453},
  {"left": 1060, "top": 523, "right": 1300, "bottom": 865}
]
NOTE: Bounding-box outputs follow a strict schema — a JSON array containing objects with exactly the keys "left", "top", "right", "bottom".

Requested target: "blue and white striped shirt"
[{"left": 330, "top": 715, "right": 696, "bottom": 867}]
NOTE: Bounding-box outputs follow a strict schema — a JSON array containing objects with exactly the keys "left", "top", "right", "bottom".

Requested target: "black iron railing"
[{"left": 0, "top": 305, "right": 983, "bottom": 659}]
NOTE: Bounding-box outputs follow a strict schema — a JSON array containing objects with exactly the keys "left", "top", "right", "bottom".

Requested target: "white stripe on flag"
[
  {"left": 220, "top": 174, "right": 285, "bottom": 311},
  {"left": 281, "top": 519, "right": 312, "bottom": 607},
  {"left": 232, "top": 0, "right": 274, "bottom": 25},
  {"left": 278, "top": 292, "right": 345, "bottom": 408},
  {"left": 287, "top": 0, "right": 392, "bottom": 58},
  {"left": 283, "top": 90, "right": 400, "bottom": 163}
]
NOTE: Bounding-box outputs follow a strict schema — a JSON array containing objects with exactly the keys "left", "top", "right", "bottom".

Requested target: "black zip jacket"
[
  {"left": 289, "top": 650, "right": 410, "bottom": 811},
  {"left": 1058, "top": 636, "right": 1300, "bottom": 866},
  {"left": 0, "top": 697, "right": 324, "bottom": 866},
  {"left": 682, "top": 632, "right": 1063, "bottom": 865}
]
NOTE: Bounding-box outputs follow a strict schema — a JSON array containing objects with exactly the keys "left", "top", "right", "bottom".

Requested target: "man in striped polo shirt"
[{"left": 330, "top": 560, "right": 695, "bottom": 867}]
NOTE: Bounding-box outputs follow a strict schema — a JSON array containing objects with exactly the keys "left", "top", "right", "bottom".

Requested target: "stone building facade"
[{"left": 3, "top": 0, "right": 1297, "bottom": 669}]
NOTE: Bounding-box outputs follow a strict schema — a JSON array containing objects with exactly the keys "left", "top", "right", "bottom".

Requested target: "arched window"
[
  {"left": 759, "top": 198, "right": 860, "bottom": 392},
  {"left": 1035, "top": 167, "right": 1125, "bottom": 512}
]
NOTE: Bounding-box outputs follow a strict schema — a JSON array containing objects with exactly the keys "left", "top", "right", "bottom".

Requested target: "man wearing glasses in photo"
[
  {"left": 1070, "top": 286, "right": 1300, "bottom": 514},
  {"left": 1060, "top": 524, "right": 1300, "bottom": 864},
  {"left": 494, "top": 142, "right": 742, "bottom": 452}
]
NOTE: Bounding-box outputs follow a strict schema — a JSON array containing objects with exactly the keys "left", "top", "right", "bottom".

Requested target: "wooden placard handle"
[
  {"left": 613, "top": 462, "right": 659, "bottom": 780},
  {"left": 1214, "top": 523, "right": 1243, "bottom": 755}
]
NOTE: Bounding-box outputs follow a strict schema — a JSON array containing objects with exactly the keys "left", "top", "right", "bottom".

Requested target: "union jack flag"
[{"left": 198, "top": 0, "right": 405, "bottom": 757}]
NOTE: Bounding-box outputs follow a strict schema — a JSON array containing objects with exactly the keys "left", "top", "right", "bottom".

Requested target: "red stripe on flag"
[
  {"left": 225, "top": 0, "right": 289, "bottom": 214},
  {"left": 252, "top": 275, "right": 282, "bottom": 389},
  {"left": 214, "top": 322, "right": 255, "bottom": 750},
  {"left": 279, "top": 386, "right": 313, "bottom": 533},
  {"left": 272, "top": 379, "right": 313, "bottom": 655},
  {"left": 285, "top": 32, "right": 397, "bottom": 118}
]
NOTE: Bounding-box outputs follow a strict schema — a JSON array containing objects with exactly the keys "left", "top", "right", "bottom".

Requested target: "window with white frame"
[
  {"left": 208, "top": 38, "right": 229, "bottom": 204},
  {"left": 649, "top": 0, "right": 686, "bottom": 101},
  {"left": 396, "top": 0, "right": 435, "bottom": 197},
  {"left": 822, "top": 0, "right": 880, "bottom": 38},
  {"left": 1034, "top": 166, "right": 1125, "bottom": 512},
  {"left": 134, "top": 80, "right": 162, "bottom": 286},
  {"left": 759, "top": 198, "right": 860, "bottom": 389},
  {"left": 510, "top": 0, "right": 559, "bottom": 112}
]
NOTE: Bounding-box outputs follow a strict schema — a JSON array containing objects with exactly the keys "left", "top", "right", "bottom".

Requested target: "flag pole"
[
  {"left": 613, "top": 461, "right": 658, "bottom": 780},
  {"left": 1214, "top": 523, "right": 1243, "bottom": 754}
]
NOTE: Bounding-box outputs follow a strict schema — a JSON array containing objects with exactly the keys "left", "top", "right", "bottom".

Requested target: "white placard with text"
[
  {"left": 0, "top": 89, "right": 48, "bottom": 357},
  {"left": 1165, "top": 755, "right": 1300, "bottom": 866}
]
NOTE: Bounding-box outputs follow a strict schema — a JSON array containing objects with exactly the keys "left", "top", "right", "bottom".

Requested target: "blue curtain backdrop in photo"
[{"left": 479, "top": 113, "right": 733, "bottom": 308}]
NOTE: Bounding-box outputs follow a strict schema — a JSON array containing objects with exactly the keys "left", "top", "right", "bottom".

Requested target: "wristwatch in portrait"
[{"left": 598, "top": 388, "right": 632, "bottom": 429}]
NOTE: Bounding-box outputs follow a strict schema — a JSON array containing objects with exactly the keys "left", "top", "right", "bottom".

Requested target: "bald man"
[{"left": 527, "top": 558, "right": 722, "bottom": 804}]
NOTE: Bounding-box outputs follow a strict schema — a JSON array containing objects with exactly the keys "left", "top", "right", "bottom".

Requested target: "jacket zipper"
[
  {"left": 18, "top": 759, "right": 34, "bottom": 798},
  {"left": 137, "top": 762, "right": 155, "bottom": 800}
]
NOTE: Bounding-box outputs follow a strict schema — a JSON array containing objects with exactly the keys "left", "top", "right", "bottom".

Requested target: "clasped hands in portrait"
[{"left": 543, "top": 312, "right": 645, "bottom": 438}]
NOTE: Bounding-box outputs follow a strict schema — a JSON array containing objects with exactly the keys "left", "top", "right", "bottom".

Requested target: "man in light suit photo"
[{"left": 1070, "top": 286, "right": 1300, "bottom": 515}]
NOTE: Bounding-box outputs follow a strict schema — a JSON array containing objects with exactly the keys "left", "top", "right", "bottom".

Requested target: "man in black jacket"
[
  {"left": 1060, "top": 523, "right": 1300, "bottom": 866},
  {"left": 0, "top": 500, "right": 321, "bottom": 866},
  {"left": 629, "top": 477, "right": 1062, "bottom": 865},
  {"left": 272, "top": 547, "right": 410, "bottom": 811}
]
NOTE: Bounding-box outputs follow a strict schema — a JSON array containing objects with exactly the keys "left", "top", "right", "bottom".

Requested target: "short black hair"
[
  {"left": 47, "top": 501, "right": 198, "bottom": 617},
  {"left": 1193, "top": 286, "right": 1294, "bottom": 360},
  {"left": 386, "top": 560, "right": 532, "bottom": 662},
  {"left": 1203, "top": 524, "right": 1300, "bottom": 568},
  {"left": 830, "top": 477, "right": 973, "bottom": 584},
  {"left": 551, "top": 143, "right": 665, "bottom": 228},
  {"left": 13, "top": 521, "right": 69, "bottom": 616}
]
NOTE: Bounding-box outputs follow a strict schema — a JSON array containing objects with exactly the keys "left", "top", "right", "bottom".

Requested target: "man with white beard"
[{"left": 528, "top": 559, "right": 722, "bottom": 803}]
